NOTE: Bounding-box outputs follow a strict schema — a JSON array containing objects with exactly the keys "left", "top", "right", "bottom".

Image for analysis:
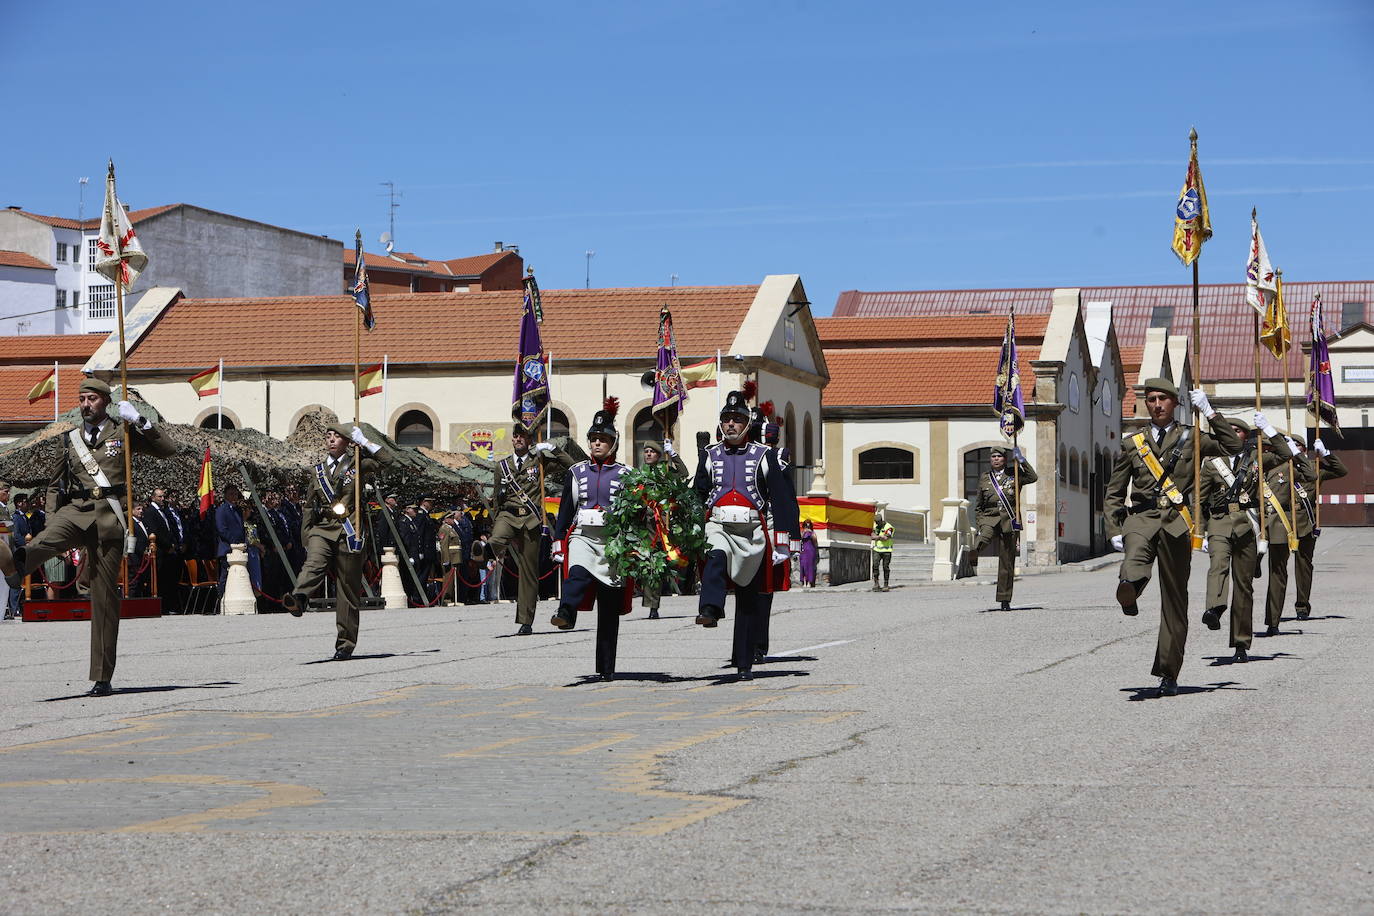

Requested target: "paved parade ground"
[{"left": 1, "top": 529, "right": 1371, "bottom": 914}]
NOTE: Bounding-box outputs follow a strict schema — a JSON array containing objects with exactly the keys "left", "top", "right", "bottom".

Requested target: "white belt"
[
  {"left": 711, "top": 506, "right": 759, "bottom": 524},
  {"left": 576, "top": 508, "right": 607, "bottom": 528}
]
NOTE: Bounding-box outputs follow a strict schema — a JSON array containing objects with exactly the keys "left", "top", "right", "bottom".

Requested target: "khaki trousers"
[
  {"left": 488, "top": 515, "right": 541, "bottom": 626},
  {"left": 993, "top": 530, "right": 1017, "bottom": 603},
  {"left": 1265, "top": 532, "right": 1317, "bottom": 626},
  {"left": 296, "top": 534, "right": 363, "bottom": 653},
  {"left": 24, "top": 508, "right": 124, "bottom": 681},
  {"left": 1205, "top": 529, "right": 1255, "bottom": 650},
  {"left": 1120, "top": 526, "right": 1192, "bottom": 681}
]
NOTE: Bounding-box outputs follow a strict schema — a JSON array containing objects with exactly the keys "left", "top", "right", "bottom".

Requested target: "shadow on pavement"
[
  {"left": 1255, "top": 628, "right": 1304, "bottom": 638},
  {"left": 1284, "top": 614, "right": 1348, "bottom": 622},
  {"left": 302, "top": 649, "right": 441, "bottom": 665},
  {"left": 1121, "top": 680, "right": 1253, "bottom": 701},
  {"left": 979, "top": 605, "right": 1046, "bottom": 613},
  {"left": 564, "top": 669, "right": 812, "bottom": 687},
  {"left": 1205, "top": 651, "right": 1298, "bottom": 666},
  {"left": 43, "top": 681, "right": 240, "bottom": 702}
]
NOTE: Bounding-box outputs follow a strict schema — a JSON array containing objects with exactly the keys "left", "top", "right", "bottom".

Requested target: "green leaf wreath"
[{"left": 605, "top": 461, "right": 708, "bottom": 583}]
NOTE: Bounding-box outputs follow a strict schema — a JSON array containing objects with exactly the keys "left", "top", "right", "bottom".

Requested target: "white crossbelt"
[{"left": 68, "top": 428, "right": 133, "bottom": 553}]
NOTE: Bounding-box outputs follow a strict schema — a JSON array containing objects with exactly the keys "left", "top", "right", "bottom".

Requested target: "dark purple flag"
[
  {"left": 651, "top": 305, "right": 686, "bottom": 427},
  {"left": 1307, "top": 294, "right": 1340, "bottom": 435},
  {"left": 993, "top": 310, "right": 1024, "bottom": 438},
  {"left": 511, "top": 275, "right": 548, "bottom": 429}
]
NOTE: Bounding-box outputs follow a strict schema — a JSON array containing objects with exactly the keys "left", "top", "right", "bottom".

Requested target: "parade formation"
[{"left": 0, "top": 132, "right": 1357, "bottom": 707}]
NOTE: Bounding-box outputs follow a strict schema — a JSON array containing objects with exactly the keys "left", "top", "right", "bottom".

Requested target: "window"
[
  {"left": 56, "top": 242, "right": 68, "bottom": 263},
  {"left": 857, "top": 446, "right": 914, "bottom": 481},
  {"left": 1342, "top": 301, "right": 1366, "bottom": 332},
  {"left": 1058, "top": 444, "right": 1068, "bottom": 482},
  {"left": 87, "top": 238, "right": 100, "bottom": 271},
  {"left": 632, "top": 407, "right": 660, "bottom": 467},
  {"left": 88, "top": 284, "right": 117, "bottom": 319},
  {"left": 1149, "top": 305, "right": 1174, "bottom": 329},
  {"left": 783, "top": 403, "right": 797, "bottom": 459},
  {"left": 394, "top": 410, "right": 435, "bottom": 448},
  {"left": 963, "top": 448, "right": 994, "bottom": 504},
  {"left": 802, "top": 413, "right": 814, "bottom": 466},
  {"left": 199, "top": 414, "right": 235, "bottom": 430},
  {"left": 71, "top": 290, "right": 79, "bottom": 309},
  {"left": 1068, "top": 373, "right": 1081, "bottom": 413},
  {"left": 783, "top": 315, "right": 796, "bottom": 351},
  {"left": 1068, "top": 448, "right": 1080, "bottom": 487},
  {"left": 55, "top": 289, "right": 67, "bottom": 308},
  {"left": 1101, "top": 380, "right": 1113, "bottom": 416},
  {"left": 546, "top": 408, "right": 570, "bottom": 442}
]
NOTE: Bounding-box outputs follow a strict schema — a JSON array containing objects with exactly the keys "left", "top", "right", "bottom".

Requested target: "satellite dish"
[{"left": 380, "top": 231, "right": 394, "bottom": 254}]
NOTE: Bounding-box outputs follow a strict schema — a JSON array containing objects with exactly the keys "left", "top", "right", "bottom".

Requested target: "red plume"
[
  {"left": 602, "top": 396, "right": 620, "bottom": 418},
  {"left": 741, "top": 380, "right": 757, "bottom": 402},
  {"left": 759, "top": 400, "right": 775, "bottom": 418}
]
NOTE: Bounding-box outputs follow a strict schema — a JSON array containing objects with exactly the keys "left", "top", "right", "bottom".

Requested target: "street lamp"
[{"left": 585, "top": 249, "right": 595, "bottom": 289}]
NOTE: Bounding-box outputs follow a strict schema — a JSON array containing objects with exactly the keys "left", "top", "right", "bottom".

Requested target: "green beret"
[
  {"left": 1224, "top": 416, "right": 1252, "bottom": 432},
  {"left": 1142, "top": 377, "right": 1178, "bottom": 399},
  {"left": 79, "top": 377, "right": 112, "bottom": 397},
  {"left": 326, "top": 422, "right": 352, "bottom": 438},
  {"left": 641, "top": 440, "right": 664, "bottom": 454}
]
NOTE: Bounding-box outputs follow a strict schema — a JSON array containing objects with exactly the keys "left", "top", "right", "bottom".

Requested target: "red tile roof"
[
  {"left": 815, "top": 314, "right": 1049, "bottom": 348},
  {"left": 125, "top": 285, "right": 762, "bottom": 370},
  {"left": 0, "top": 334, "right": 104, "bottom": 364},
  {"left": 1117, "top": 346, "right": 1145, "bottom": 417},
  {"left": 8, "top": 204, "right": 181, "bottom": 231},
  {"left": 0, "top": 250, "right": 54, "bottom": 271},
  {"left": 345, "top": 248, "right": 519, "bottom": 279},
  {"left": 832, "top": 282, "right": 1374, "bottom": 382},
  {"left": 443, "top": 252, "right": 513, "bottom": 277},
  {"left": 0, "top": 364, "right": 89, "bottom": 422},
  {"left": 823, "top": 345, "right": 1040, "bottom": 408}
]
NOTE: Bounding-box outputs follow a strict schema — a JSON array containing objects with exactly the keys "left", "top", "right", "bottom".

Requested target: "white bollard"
[
  {"left": 221, "top": 544, "right": 256, "bottom": 615},
  {"left": 380, "top": 547, "right": 408, "bottom": 610}
]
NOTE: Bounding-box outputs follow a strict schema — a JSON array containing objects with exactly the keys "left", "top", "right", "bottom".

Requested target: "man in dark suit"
[
  {"left": 396, "top": 503, "right": 423, "bottom": 602},
  {"left": 280, "top": 484, "right": 306, "bottom": 571},
  {"left": 144, "top": 486, "right": 186, "bottom": 614},
  {"left": 214, "top": 484, "right": 247, "bottom": 598}
]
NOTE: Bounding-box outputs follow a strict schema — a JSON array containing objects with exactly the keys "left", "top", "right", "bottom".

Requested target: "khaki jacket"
[
  {"left": 491, "top": 446, "right": 574, "bottom": 531},
  {"left": 301, "top": 446, "right": 395, "bottom": 543},
  {"left": 48, "top": 418, "right": 177, "bottom": 542},
  {"left": 437, "top": 522, "right": 464, "bottom": 565},
  {"left": 1263, "top": 450, "right": 1347, "bottom": 541},
  {"left": 1104, "top": 415, "right": 1242, "bottom": 539},
  {"left": 975, "top": 460, "right": 1038, "bottom": 536}
]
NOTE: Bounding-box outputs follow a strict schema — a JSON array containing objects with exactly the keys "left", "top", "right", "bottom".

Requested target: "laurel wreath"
[{"left": 605, "top": 461, "right": 707, "bottom": 583}]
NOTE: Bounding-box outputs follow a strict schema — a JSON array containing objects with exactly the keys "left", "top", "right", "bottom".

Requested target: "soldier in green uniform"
[
  {"left": 638, "top": 438, "right": 689, "bottom": 618},
  {"left": 0, "top": 379, "right": 176, "bottom": 695},
  {"left": 1261, "top": 432, "right": 1348, "bottom": 633},
  {"left": 283, "top": 423, "right": 394, "bottom": 660},
  {"left": 974, "top": 446, "right": 1037, "bottom": 611},
  {"left": 487, "top": 423, "right": 573, "bottom": 635},
  {"left": 1104, "top": 378, "right": 1241, "bottom": 697},
  {"left": 1198, "top": 414, "right": 1272, "bottom": 662}
]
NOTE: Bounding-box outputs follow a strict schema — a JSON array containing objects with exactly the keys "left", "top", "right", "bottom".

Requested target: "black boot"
[
  {"left": 87, "top": 681, "right": 113, "bottom": 697},
  {"left": 1201, "top": 606, "right": 1223, "bottom": 631},
  {"left": 999, "top": 600, "right": 1011, "bottom": 612},
  {"left": 696, "top": 605, "right": 722, "bottom": 628},
  {"left": 1115, "top": 579, "right": 1142, "bottom": 616},
  {"left": 550, "top": 607, "right": 575, "bottom": 630}
]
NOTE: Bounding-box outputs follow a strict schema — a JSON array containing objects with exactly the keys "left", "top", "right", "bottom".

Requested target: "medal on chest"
[{"left": 105, "top": 439, "right": 123, "bottom": 458}]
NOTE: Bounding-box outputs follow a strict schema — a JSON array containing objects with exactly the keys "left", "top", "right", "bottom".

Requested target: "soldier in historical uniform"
[
  {"left": 488, "top": 423, "right": 573, "bottom": 635},
  {"left": 549, "top": 399, "right": 630, "bottom": 680},
  {"left": 692, "top": 387, "right": 800, "bottom": 680},
  {"left": 1198, "top": 414, "right": 1268, "bottom": 662},
  {"left": 1261, "top": 432, "right": 1348, "bottom": 633},
  {"left": 637, "top": 437, "right": 689, "bottom": 619},
  {"left": 0, "top": 379, "right": 176, "bottom": 695},
  {"left": 974, "top": 446, "right": 1037, "bottom": 611},
  {"left": 282, "top": 423, "right": 394, "bottom": 660},
  {"left": 1104, "top": 378, "right": 1241, "bottom": 697}
]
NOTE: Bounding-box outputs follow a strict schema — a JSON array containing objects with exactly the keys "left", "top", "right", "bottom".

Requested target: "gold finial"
[{"left": 1189, "top": 126, "right": 1198, "bottom": 143}]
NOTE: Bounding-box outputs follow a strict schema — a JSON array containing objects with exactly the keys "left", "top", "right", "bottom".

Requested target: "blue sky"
[{"left": 4, "top": 0, "right": 1372, "bottom": 314}]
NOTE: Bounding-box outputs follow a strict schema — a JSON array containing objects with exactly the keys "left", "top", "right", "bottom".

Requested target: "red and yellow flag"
[
  {"left": 1260, "top": 272, "right": 1291, "bottom": 359},
  {"left": 358, "top": 362, "right": 384, "bottom": 398},
  {"left": 188, "top": 365, "right": 220, "bottom": 398},
  {"left": 197, "top": 446, "right": 213, "bottom": 518},
  {"left": 26, "top": 368, "right": 56, "bottom": 403},
  {"left": 1171, "top": 131, "right": 1212, "bottom": 266},
  {"left": 681, "top": 357, "right": 717, "bottom": 389}
]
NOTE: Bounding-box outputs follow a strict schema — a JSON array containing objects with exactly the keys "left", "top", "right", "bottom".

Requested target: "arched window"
[
  {"left": 632, "top": 407, "right": 660, "bottom": 467},
  {"left": 1080, "top": 453, "right": 1090, "bottom": 494},
  {"left": 395, "top": 409, "right": 434, "bottom": 449},
  {"left": 857, "top": 446, "right": 915, "bottom": 481},
  {"left": 783, "top": 403, "right": 797, "bottom": 460},
  {"left": 963, "top": 447, "right": 994, "bottom": 505},
  {"left": 547, "top": 408, "right": 570, "bottom": 442},
  {"left": 1069, "top": 448, "right": 1080, "bottom": 487},
  {"left": 802, "top": 413, "right": 815, "bottom": 466},
  {"left": 1058, "top": 444, "right": 1068, "bottom": 482},
  {"left": 200, "top": 414, "right": 235, "bottom": 430}
]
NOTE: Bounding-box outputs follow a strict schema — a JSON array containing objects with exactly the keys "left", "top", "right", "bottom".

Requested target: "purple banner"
[
  {"left": 993, "top": 310, "right": 1024, "bottom": 438},
  {"left": 651, "top": 306, "right": 686, "bottom": 426},
  {"left": 511, "top": 278, "right": 548, "bottom": 429},
  {"left": 1307, "top": 296, "right": 1340, "bottom": 435}
]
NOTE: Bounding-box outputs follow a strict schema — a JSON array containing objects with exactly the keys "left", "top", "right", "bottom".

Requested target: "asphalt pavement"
[{"left": 1, "top": 528, "right": 1370, "bottom": 914}]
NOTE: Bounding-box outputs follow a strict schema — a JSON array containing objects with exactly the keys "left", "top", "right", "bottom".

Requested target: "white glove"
[
  {"left": 486, "top": 559, "right": 497, "bottom": 570},
  {"left": 1200, "top": 536, "right": 1209, "bottom": 554},
  {"left": 533, "top": 442, "right": 555, "bottom": 454},
  {"left": 1314, "top": 439, "right": 1330, "bottom": 457},
  {"left": 551, "top": 543, "right": 564, "bottom": 564},
  {"left": 1011, "top": 446, "right": 1023, "bottom": 462},
  {"left": 116, "top": 400, "right": 150, "bottom": 429},
  {"left": 1257, "top": 539, "right": 1268, "bottom": 557},
  {"left": 350, "top": 426, "right": 380, "bottom": 454},
  {"left": 1285, "top": 437, "right": 1301, "bottom": 458},
  {"left": 772, "top": 548, "right": 789, "bottom": 566},
  {"left": 1189, "top": 389, "right": 1214, "bottom": 418},
  {"left": 1111, "top": 534, "right": 1125, "bottom": 553},
  {"left": 1253, "top": 411, "right": 1277, "bottom": 438},
  {"left": 662, "top": 438, "right": 677, "bottom": 457}
]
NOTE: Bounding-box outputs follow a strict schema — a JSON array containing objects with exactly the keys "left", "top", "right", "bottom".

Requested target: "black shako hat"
[
  {"left": 588, "top": 397, "right": 620, "bottom": 441},
  {"left": 720, "top": 380, "right": 756, "bottom": 421}
]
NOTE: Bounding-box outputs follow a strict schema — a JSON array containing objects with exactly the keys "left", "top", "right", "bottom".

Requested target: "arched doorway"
[
  {"left": 783, "top": 403, "right": 797, "bottom": 459},
  {"left": 802, "top": 413, "right": 815, "bottom": 466},
  {"left": 394, "top": 409, "right": 434, "bottom": 448},
  {"left": 199, "top": 414, "right": 235, "bottom": 430},
  {"left": 631, "top": 407, "right": 660, "bottom": 467},
  {"left": 547, "top": 408, "right": 570, "bottom": 442},
  {"left": 963, "top": 447, "right": 995, "bottom": 505}
]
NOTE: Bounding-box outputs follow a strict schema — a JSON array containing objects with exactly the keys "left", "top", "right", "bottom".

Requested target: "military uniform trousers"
[
  {"left": 1205, "top": 526, "right": 1256, "bottom": 650},
  {"left": 23, "top": 505, "right": 124, "bottom": 681},
  {"left": 984, "top": 530, "right": 1018, "bottom": 603},
  {"left": 1265, "top": 532, "right": 1317, "bottom": 626},
  {"left": 558, "top": 565, "right": 625, "bottom": 676},
  {"left": 296, "top": 533, "right": 364, "bottom": 654},
  {"left": 1119, "top": 521, "right": 1193, "bottom": 681},
  {"left": 488, "top": 512, "right": 542, "bottom": 626},
  {"left": 699, "top": 549, "right": 765, "bottom": 672}
]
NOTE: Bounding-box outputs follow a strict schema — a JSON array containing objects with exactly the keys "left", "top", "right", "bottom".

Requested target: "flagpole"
[
  {"left": 715, "top": 349, "right": 722, "bottom": 417},
  {"left": 353, "top": 232, "right": 363, "bottom": 548},
  {"left": 1009, "top": 305, "right": 1021, "bottom": 529},
  {"left": 1277, "top": 269, "right": 1296, "bottom": 550},
  {"left": 52, "top": 360, "right": 58, "bottom": 423},
  {"left": 110, "top": 163, "right": 135, "bottom": 586},
  {"left": 1312, "top": 292, "right": 1323, "bottom": 530},
  {"left": 546, "top": 351, "right": 553, "bottom": 440},
  {"left": 1254, "top": 307, "right": 1267, "bottom": 544},
  {"left": 217, "top": 358, "right": 224, "bottom": 429},
  {"left": 381, "top": 354, "right": 388, "bottom": 431},
  {"left": 1190, "top": 256, "right": 1203, "bottom": 549}
]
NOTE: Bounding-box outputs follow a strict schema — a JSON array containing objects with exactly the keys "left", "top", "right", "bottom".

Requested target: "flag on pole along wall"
[
  {"left": 524, "top": 269, "right": 544, "bottom": 323},
  {"left": 197, "top": 445, "right": 214, "bottom": 518},
  {"left": 681, "top": 357, "right": 717, "bottom": 389},
  {"left": 1245, "top": 212, "right": 1277, "bottom": 314},
  {"left": 1260, "top": 273, "right": 1291, "bottom": 359},
  {"left": 358, "top": 362, "right": 384, "bottom": 398},
  {"left": 651, "top": 305, "right": 687, "bottom": 424},
  {"left": 352, "top": 232, "right": 375, "bottom": 331},
  {"left": 26, "top": 367, "right": 56, "bottom": 403},
  {"left": 1307, "top": 296, "right": 1340, "bottom": 434},
  {"left": 511, "top": 274, "right": 549, "bottom": 429},
  {"left": 93, "top": 160, "right": 148, "bottom": 292},
  {"left": 993, "top": 311, "right": 1025, "bottom": 438},
  {"left": 1171, "top": 136, "right": 1212, "bottom": 266},
  {"left": 187, "top": 365, "right": 220, "bottom": 398}
]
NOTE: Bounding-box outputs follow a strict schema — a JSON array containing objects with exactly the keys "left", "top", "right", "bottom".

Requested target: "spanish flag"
[
  {"left": 26, "top": 367, "right": 56, "bottom": 403},
  {"left": 197, "top": 445, "right": 213, "bottom": 518},
  {"left": 188, "top": 365, "right": 220, "bottom": 398},
  {"left": 1260, "top": 272, "right": 1291, "bottom": 360},
  {"left": 358, "top": 362, "right": 384, "bottom": 398},
  {"left": 1171, "top": 130, "right": 1212, "bottom": 266},
  {"left": 681, "top": 357, "right": 717, "bottom": 389}
]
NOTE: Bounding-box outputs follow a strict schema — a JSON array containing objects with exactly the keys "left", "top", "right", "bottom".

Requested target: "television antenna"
[{"left": 380, "top": 180, "right": 401, "bottom": 246}]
